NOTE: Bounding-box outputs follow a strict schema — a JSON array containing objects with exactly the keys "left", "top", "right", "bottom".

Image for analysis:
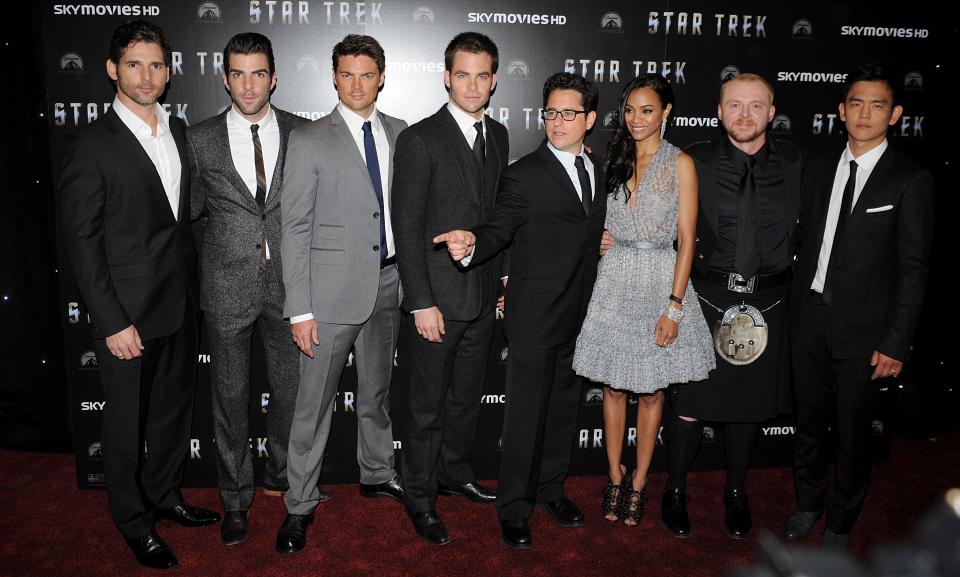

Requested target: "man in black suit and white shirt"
[
  {"left": 786, "top": 63, "right": 935, "bottom": 549},
  {"left": 58, "top": 20, "right": 218, "bottom": 570},
  {"left": 391, "top": 32, "right": 509, "bottom": 545},
  {"left": 436, "top": 72, "right": 606, "bottom": 550},
  {"left": 187, "top": 32, "right": 308, "bottom": 546}
]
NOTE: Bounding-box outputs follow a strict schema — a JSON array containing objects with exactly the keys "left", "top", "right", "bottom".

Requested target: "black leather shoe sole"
[
  {"left": 501, "top": 535, "right": 533, "bottom": 550},
  {"left": 438, "top": 485, "right": 496, "bottom": 504}
]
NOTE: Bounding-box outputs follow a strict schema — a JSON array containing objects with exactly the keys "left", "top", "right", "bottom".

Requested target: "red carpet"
[{"left": 2, "top": 428, "right": 957, "bottom": 577}]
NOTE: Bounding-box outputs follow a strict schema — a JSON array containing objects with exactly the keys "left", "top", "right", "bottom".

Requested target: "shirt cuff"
[
  {"left": 459, "top": 245, "right": 476, "bottom": 267},
  {"left": 290, "top": 313, "right": 314, "bottom": 324}
]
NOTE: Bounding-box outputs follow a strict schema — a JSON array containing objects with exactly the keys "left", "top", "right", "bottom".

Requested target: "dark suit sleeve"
[
  {"left": 58, "top": 134, "right": 130, "bottom": 337},
  {"left": 391, "top": 128, "right": 437, "bottom": 311},
  {"left": 186, "top": 128, "right": 207, "bottom": 222},
  {"left": 471, "top": 167, "right": 529, "bottom": 264},
  {"left": 877, "top": 168, "right": 935, "bottom": 360},
  {"left": 498, "top": 133, "right": 511, "bottom": 279}
]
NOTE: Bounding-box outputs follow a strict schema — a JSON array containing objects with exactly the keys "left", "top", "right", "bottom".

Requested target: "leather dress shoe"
[
  {"left": 785, "top": 510, "right": 822, "bottom": 541},
  {"left": 438, "top": 481, "right": 496, "bottom": 504},
  {"left": 820, "top": 528, "right": 850, "bottom": 550},
  {"left": 221, "top": 510, "right": 248, "bottom": 546},
  {"left": 275, "top": 512, "right": 314, "bottom": 555},
  {"left": 535, "top": 497, "right": 585, "bottom": 528},
  {"left": 158, "top": 503, "right": 221, "bottom": 527},
  {"left": 407, "top": 510, "right": 451, "bottom": 545},
  {"left": 723, "top": 489, "right": 752, "bottom": 540},
  {"left": 661, "top": 488, "right": 691, "bottom": 538},
  {"left": 499, "top": 518, "right": 533, "bottom": 550},
  {"left": 125, "top": 532, "right": 178, "bottom": 569},
  {"left": 359, "top": 474, "right": 406, "bottom": 503}
]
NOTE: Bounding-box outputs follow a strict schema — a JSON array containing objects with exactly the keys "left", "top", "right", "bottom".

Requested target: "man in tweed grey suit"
[
  {"left": 187, "top": 33, "right": 307, "bottom": 546},
  {"left": 275, "top": 34, "right": 408, "bottom": 555}
]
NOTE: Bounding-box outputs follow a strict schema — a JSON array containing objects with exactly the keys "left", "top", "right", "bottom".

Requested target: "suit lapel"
[
  {"left": 170, "top": 117, "right": 190, "bottom": 222},
  {"left": 809, "top": 150, "right": 843, "bottom": 258},
  {"left": 379, "top": 110, "right": 398, "bottom": 209},
  {"left": 847, "top": 146, "right": 895, "bottom": 233},
  {"left": 104, "top": 107, "right": 176, "bottom": 224},
  {"left": 214, "top": 110, "right": 261, "bottom": 213},
  {"left": 437, "top": 107, "right": 481, "bottom": 209},
  {"left": 265, "top": 107, "right": 293, "bottom": 211},
  {"left": 539, "top": 141, "right": 587, "bottom": 215}
]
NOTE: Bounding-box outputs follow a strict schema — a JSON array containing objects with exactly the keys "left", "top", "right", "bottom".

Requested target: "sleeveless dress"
[{"left": 573, "top": 141, "right": 715, "bottom": 393}]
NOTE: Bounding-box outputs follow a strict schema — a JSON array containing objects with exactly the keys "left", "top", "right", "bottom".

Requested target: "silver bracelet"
[{"left": 664, "top": 305, "right": 684, "bottom": 323}]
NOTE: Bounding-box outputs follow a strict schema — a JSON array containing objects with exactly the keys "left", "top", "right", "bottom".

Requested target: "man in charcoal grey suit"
[
  {"left": 276, "top": 34, "right": 408, "bottom": 555},
  {"left": 187, "top": 33, "right": 308, "bottom": 546}
]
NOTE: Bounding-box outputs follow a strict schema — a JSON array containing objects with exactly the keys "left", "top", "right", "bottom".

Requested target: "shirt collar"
[
  {"left": 724, "top": 137, "right": 770, "bottom": 168},
  {"left": 546, "top": 140, "right": 587, "bottom": 163},
  {"left": 228, "top": 104, "right": 275, "bottom": 131},
  {"left": 843, "top": 139, "right": 887, "bottom": 173},
  {"left": 112, "top": 96, "right": 168, "bottom": 137},
  {"left": 337, "top": 102, "right": 380, "bottom": 135},
  {"left": 447, "top": 101, "right": 486, "bottom": 135}
]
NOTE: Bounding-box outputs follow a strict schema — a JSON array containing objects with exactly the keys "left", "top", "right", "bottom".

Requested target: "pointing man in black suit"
[
  {"left": 392, "top": 32, "right": 509, "bottom": 545},
  {"left": 58, "top": 20, "right": 219, "bottom": 570},
  {"left": 436, "top": 72, "right": 606, "bottom": 549},
  {"left": 187, "top": 32, "right": 309, "bottom": 546},
  {"left": 786, "top": 63, "right": 935, "bottom": 549}
]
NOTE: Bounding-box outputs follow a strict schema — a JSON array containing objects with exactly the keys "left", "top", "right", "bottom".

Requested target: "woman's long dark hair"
[{"left": 603, "top": 73, "right": 675, "bottom": 201}]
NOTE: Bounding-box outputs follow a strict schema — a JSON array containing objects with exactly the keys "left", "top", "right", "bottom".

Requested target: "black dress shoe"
[
  {"left": 661, "top": 489, "right": 691, "bottom": 538},
  {"left": 820, "top": 528, "right": 850, "bottom": 550},
  {"left": 125, "top": 532, "right": 178, "bottom": 569},
  {"left": 535, "top": 497, "right": 585, "bottom": 528},
  {"left": 785, "top": 510, "right": 822, "bottom": 541},
  {"left": 221, "top": 510, "right": 249, "bottom": 546},
  {"left": 158, "top": 503, "right": 221, "bottom": 527},
  {"left": 723, "top": 489, "right": 752, "bottom": 540},
  {"left": 359, "top": 474, "right": 406, "bottom": 502},
  {"left": 407, "top": 510, "right": 451, "bottom": 545},
  {"left": 499, "top": 518, "right": 533, "bottom": 550},
  {"left": 438, "top": 481, "right": 496, "bottom": 504},
  {"left": 275, "top": 512, "right": 314, "bottom": 555}
]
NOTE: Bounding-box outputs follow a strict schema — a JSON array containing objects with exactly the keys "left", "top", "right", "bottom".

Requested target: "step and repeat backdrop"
[{"left": 43, "top": 0, "right": 939, "bottom": 488}]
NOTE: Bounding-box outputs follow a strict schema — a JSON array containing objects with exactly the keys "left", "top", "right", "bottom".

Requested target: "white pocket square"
[{"left": 865, "top": 205, "right": 894, "bottom": 213}]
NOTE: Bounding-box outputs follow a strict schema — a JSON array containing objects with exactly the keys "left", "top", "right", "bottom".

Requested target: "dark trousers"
[
  {"left": 792, "top": 291, "right": 879, "bottom": 534},
  {"left": 402, "top": 306, "right": 495, "bottom": 512},
  {"left": 94, "top": 308, "right": 198, "bottom": 539},
  {"left": 496, "top": 338, "right": 581, "bottom": 521},
  {"left": 206, "top": 260, "right": 300, "bottom": 511}
]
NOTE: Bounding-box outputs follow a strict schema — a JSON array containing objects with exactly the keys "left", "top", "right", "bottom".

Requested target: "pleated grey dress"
[{"left": 573, "top": 141, "right": 715, "bottom": 393}]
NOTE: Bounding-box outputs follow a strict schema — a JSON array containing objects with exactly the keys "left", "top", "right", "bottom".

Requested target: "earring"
[{"left": 660, "top": 118, "right": 667, "bottom": 139}]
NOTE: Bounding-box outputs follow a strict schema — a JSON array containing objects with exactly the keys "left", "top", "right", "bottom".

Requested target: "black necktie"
[
  {"left": 735, "top": 154, "right": 761, "bottom": 279},
  {"left": 472, "top": 120, "right": 485, "bottom": 167},
  {"left": 574, "top": 155, "right": 592, "bottom": 216},
  {"left": 822, "top": 159, "right": 858, "bottom": 305},
  {"left": 252, "top": 124, "right": 267, "bottom": 260},
  {"left": 362, "top": 121, "right": 387, "bottom": 263}
]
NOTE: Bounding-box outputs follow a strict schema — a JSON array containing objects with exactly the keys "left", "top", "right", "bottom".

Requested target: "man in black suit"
[
  {"left": 391, "top": 32, "right": 508, "bottom": 545},
  {"left": 58, "top": 20, "right": 218, "bottom": 570},
  {"left": 786, "top": 63, "right": 935, "bottom": 549},
  {"left": 187, "top": 32, "right": 309, "bottom": 546},
  {"left": 436, "top": 72, "right": 606, "bottom": 549}
]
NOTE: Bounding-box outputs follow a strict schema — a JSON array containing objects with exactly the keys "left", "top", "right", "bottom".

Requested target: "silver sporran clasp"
[{"left": 713, "top": 304, "right": 768, "bottom": 365}]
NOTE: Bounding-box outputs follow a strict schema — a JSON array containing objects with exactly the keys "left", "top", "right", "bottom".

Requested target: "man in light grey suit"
[
  {"left": 276, "top": 34, "right": 408, "bottom": 555},
  {"left": 187, "top": 33, "right": 308, "bottom": 546}
]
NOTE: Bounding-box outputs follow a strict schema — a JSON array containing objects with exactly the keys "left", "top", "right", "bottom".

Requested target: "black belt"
[
  {"left": 380, "top": 255, "right": 397, "bottom": 269},
  {"left": 694, "top": 267, "right": 792, "bottom": 294}
]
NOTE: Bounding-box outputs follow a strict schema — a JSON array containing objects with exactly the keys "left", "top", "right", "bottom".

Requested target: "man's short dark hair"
[
  {"left": 542, "top": 72, "right": 598, "bottom": 113},
  {"left": 109, "top": 20, "right": 171, "bottom": 67},
  {"left": 332, "top": 34, "right": 385, "bottom": 73},
  {"left": 842, "top": 62, "right": 900, "bottom": 106},
  {"left": 224, "top": 32, "right": 275, "bottom": 75},
  {"left": 444, "top": 32, "right": 499, "bottom": 73}
]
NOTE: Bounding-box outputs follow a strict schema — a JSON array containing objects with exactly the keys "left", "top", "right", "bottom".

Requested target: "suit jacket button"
[
  {"left": 373, "top": 211, "right": 380, "bottom": 219},
  {"left": 373, "top": 245, "right": 379, "bottom": 251}
]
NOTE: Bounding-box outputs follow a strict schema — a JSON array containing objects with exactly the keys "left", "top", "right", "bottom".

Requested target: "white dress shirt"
[
  {"left": 290, "top": 103, "right": 394, "bottom": 325},
  {"left": 546, "top": 141, "right": 596, "bottom": 202},
  {"left": 112, "top": 96, "right": 181, "bottom": 219},
  {"left": 811, "top": 140, "right": 888, "bottom": 292},
  {"left": 227, "top": 105, "right": 280, "bottom": 258}
]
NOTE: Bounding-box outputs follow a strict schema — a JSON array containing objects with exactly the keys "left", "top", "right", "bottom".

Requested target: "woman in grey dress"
[{"left": 573, "top": 74, "right": 715, "bottom": 525}]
